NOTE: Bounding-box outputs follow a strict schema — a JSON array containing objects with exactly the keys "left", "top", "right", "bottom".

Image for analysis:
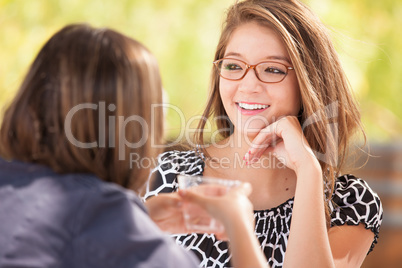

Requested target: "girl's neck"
[
  {"left": 206, "top": 131, "right": 285, "bottom": 172},
  {"left": 212, "top": 131, "right": 257, "bottom": 157},
  {"left": 204, "top": 132, "right": 297, "bottom": 210}
]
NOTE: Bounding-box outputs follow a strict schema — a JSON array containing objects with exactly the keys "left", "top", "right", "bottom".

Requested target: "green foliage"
[
  {"left": 0, "top": 0, "right": 401, "bottom": 142},
  {"left": 308, "top": 0, "right": 402, "bottom": 141}
]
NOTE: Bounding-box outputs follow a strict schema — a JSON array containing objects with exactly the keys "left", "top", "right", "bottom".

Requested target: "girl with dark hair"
[{"left": 0, "top": 24, "right": 267, "bottom": 268}]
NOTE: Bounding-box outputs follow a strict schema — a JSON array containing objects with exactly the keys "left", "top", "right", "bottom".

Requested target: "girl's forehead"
[{"left": 224, "top": 22, "right": 290, "bottom": 63}]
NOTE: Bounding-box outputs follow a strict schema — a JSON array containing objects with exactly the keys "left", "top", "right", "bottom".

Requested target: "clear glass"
[
  {"left": 213, "top": 58, "right": 294, "bottom": 83},
  {"left": 177, "top": 175, "right": 241, "bottom": 233}
]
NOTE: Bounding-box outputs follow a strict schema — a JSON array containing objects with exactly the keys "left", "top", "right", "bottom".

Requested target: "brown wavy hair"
[
  {"left": 0, "top": 24, "right": 163, "bottom": 193},
  {"left": 195, "top": 0, "right": 366, "bottom": 218}
]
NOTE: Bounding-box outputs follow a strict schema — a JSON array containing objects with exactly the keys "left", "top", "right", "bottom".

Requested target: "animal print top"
[{"left": 144, "top": 150, "right": 383, "bottom": 268}]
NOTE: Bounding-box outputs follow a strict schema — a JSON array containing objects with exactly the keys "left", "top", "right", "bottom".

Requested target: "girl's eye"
[
  {"left": 224, "top": 63, "right": 242, "bottom": 71},
  {"left": 265, "top": 67, "right": 286, "bottom": 75}
]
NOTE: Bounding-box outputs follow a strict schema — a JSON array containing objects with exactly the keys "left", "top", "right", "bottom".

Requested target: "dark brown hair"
[{"left": 0, "top": 24, "right": 163, "bottom": 193}]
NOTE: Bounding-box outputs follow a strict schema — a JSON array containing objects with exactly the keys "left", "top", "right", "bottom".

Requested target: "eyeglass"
[{"left": 213, "top": 58, "right": 294, "bottom": 83}]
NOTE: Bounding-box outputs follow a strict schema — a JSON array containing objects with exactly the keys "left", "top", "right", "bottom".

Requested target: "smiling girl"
[{"left": 144, "top": 0, "right": 383, "bottom": 267}]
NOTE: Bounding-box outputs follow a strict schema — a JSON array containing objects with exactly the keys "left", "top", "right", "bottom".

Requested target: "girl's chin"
[{"left": 236, "top": 125, "right": 267, "bottom": 137}]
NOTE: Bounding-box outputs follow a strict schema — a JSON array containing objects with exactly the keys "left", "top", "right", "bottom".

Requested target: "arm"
[
  {"left": 75, "top": 186, "right": 199, "bottom": 268},
  {"left": 329, "top": 175, "right": 383, "bottom": 267},
  {"left": 179, "top": 183, "right": 269, "bottom": 268},
  {"left": 283, "top": 166, "right": 373, "bottom": 268},
  {"left": 329, "top": 224, "right": 374, "bottom": 267},
  {"left": 245, "top": 116, "right": 374, "bottom": 267},
  {"left": 286, "top": 163, "right": 378, "bottom": 267},
  {"left": 283, "top": 162, "right": 335, "bottom": 267}
]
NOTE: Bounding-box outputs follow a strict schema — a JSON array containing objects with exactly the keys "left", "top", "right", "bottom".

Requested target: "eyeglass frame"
[{"left": 213, "top": 58, "right": 294, "bottom": 84}]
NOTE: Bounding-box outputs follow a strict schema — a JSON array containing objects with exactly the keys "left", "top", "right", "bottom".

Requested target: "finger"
[
  {"left": 178, "top": 189, "right": 211, "bottom": 206},
  {"left": 246, "top": 137, "right": 272, "bottom": 163},
  {"left": 245, "top": 126, "right": 276, "bottom": 159},
  {"left": 251, "top": 128, "right": 275, "bottom": 150},
  {"left": 180, "top": 182, "right": 252, "bottom": 201},
  {"left": 163, "top": 196, "right": 182, "bottom": 208},
  {"left": 154, "top": 193, "right": 182, "bottom": 205},
  {"left": 197, "top": 184, "right": 228, "bottom": 196},
  {"left": 245, "top": 119, "right": 286, "bottom": 162},
  {"left": 145, "top": 194, "right": 182, "bottom": 218},
  {"left": 250, "top": 147, "right": 269, "bottom": 163},
  {"left": 157, "top": 218, "right": 187, "bottom": 234},
  {"left": 256, "top": 122, "right": 283, "bottom": 144}
]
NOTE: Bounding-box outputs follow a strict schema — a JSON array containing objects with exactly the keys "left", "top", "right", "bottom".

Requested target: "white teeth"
[{"left": 238, "top": 102, "right": 269, "bottom": 110}]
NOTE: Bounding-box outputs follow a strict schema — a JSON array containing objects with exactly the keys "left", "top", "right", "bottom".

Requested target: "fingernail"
[
  {"left": 251, "top": 158, "right": 259, "bottom": 164},
  {"left": 243, "top": 153, "right": 249, "bottom": 162},
  {"left": 178, "top": 190, "right": 187, "bottom": 197}
]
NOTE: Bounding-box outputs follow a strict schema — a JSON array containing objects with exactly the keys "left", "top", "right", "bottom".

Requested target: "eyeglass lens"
[{"left": 216, "top": 58, "right": 289, "bottom": 83}]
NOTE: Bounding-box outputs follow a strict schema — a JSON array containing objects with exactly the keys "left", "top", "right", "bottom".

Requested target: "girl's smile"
[
  {"left": 219, "top": 21, "right": 301, "bottom": 136},
  {"left": 236, "top": 101, "right": 270, "bottom": 115}
]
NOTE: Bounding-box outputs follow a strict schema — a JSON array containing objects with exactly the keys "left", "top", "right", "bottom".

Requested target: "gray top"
[{"left": 0, "top": 158, "right": 199, "bottom": 268}]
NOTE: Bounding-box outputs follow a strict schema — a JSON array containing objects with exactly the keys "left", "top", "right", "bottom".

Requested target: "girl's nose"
[{"left": 238, "top": 68, "right": 264, "bottom": 94}]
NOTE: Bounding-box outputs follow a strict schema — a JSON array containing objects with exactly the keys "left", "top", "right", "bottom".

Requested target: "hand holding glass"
[{"left": 177, "top": 175, "right": 241, "bottom": 234}]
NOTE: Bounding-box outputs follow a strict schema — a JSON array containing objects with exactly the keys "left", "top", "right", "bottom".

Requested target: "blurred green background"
[
  {"left": 1, "top": 1, "right": 401, "bottom": 266},
  {"left": 1, "top": 0, "right": 401, "bottom": 142}
]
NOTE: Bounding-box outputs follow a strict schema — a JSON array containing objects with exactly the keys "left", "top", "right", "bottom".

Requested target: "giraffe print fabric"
[{"left": 144, "top": 150, "right": 383, "bottom": 268}]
